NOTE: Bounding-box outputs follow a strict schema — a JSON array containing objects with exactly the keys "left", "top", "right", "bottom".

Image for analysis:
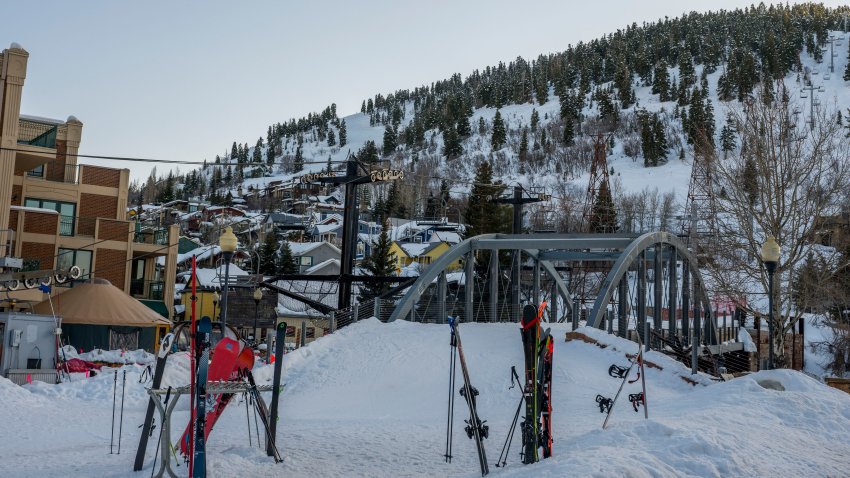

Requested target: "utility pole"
[
  {"left": 492, "top": 185, "right": 544, "bottom": 319},
  {"left": 313, "top": 158, "right": 371, "bottom": 310}
]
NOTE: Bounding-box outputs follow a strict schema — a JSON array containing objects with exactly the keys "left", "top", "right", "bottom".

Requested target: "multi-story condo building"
[{"left": 0, "top": 43, "right": 178, "bottom": 319}]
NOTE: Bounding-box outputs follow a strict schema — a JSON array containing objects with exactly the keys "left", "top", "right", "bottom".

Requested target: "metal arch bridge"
[{"left": 387, "top": 232, "right": 734, "bottom": 370}]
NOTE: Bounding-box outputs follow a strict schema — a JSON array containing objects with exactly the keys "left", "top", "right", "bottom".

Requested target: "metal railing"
[
  {"left": 134, "top": 227, "right": 170, "bottom": 245},
  {"left": 130, "top": 279, "right": 165, "bottom": 300},
  {"left": 23, "top": 163, "right": 80, "bottom": 184},
  {"left": 18, "top": 118, "right": 58, "bottom": 148}
]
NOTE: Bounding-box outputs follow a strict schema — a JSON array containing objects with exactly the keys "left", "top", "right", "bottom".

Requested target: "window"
[
  {"left": 24, "top": 198, "right": 76, "bottom": 236},
  {"left": 286, "top": 326, "right": 296, "bottom": 337},
  {"left": 300, "top": 256, "right": 313, "bottom": 266},
  {"left": 57, "top": 248, "right": 92, "bottom": 279},
  {"left": 306, "top": 327, "right": 315, "bottom": 338},
  {"left": 27, "top": 165, "right": 44, "bottom": 178}
]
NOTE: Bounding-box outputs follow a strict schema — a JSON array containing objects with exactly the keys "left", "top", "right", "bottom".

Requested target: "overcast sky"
[{"left": 5, "top": 0, "right": 845, "bottom": 181}]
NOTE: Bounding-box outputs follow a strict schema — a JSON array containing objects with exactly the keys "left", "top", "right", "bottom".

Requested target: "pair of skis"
[
  {"left": 518, "top": 303, "right": 553, "bottom": 464},
  {"left": 445, "top": 317, "right": 489, "bottom": 476},
  {"left": 597, "top": 331, "right": 648, "bottom": 429}
]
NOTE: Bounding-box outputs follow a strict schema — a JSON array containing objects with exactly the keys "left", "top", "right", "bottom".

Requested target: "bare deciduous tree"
[{"left": 709, "top": 84, "right": 850, "bottom": 368}]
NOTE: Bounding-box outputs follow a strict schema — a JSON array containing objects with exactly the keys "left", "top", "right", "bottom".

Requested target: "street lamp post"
[
  {"left": 219, "top": 226, "right": 238, "bottom": 334},
  {"left": 253, "top": 287, "right": 263, "bottom": 347},
  {"left": 760, "top": 236, "right": 780, "bottom": 370}
]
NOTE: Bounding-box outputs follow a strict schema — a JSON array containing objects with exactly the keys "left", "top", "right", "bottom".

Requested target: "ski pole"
[
  {"left": 150, "top": 387, "right": 172, "bottom": 478},
  {"left": 496, "top": 366, "right": 524, "bottom": 467},
  {"left": 110, "top": 370, "right": 117, "bottom": 454},
  {"left": 445, "top": 320, "right": 457, "bottom": 463},
  {"left": 118, "top": 369, "right": 127, "bottom": 454},
  {"left": 244, "top": 392, "right": 252, "bottom": 447}
]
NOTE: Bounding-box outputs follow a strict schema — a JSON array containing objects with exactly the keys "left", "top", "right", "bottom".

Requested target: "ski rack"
[{"left": 146, "top": 382, "right": 273, "bottom": 478}]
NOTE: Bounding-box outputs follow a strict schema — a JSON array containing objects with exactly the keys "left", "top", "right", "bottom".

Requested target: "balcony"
[
  {"left": 18, "top": 118, "right": 58, "bottom": 149},
  {"left": 24, "top": 163, "right": 80, "bottom": 184},
  {"left": 130, "top": 279, "right": 165, "bottom": 300},
  {"left": 133, "top": 226, "right": 170, "bottom": 245}
]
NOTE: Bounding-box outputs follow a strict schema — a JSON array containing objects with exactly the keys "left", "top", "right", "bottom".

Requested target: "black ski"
[
  {"left": 133, "top": 332, "right": 173, "bottom": 471},
  {"left": 519, "top": 304, "right": 540, "bottom": 464},
  {"left": 193, "top": 317, "right": 212, "bottom": 477},
  {"left": 267, "top": 321, "right": 287, "bottom": 458},
  {"left": 538, "top": 327, "right": 554, "bottom": 459},
  {"left": 245, "top": 369, "right": 283, "bottom": 463},
  {"left": 448, "top": 317, "right": 489, "bottom": 476}
]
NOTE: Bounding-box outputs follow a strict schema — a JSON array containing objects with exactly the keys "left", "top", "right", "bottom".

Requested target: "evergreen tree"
[
  {"left": 562, "top": 115, "right": 575, "bottom": 146},
  {"left": 259, "top": 230, "right": 280, "bottom": 276},
  {"left": 443, "top": 125, "right": 463, "bottom": 159},
  {"left": 478, "top": 117, "right": 487, "bottom": 135},
  {"left": 339, "top": 119, "right": 347, "bottom": 147},
  {"left": 293, "top": 145, "right": 304, "bottom": 173},
  {"left": 720, "top": 113, "right": 737, "bottom": 159},
  {"left": 359, "top": 219, "right": 397, "bottom": 301},
  {"left": 439, "top": 180, "right": 450, "bottom": 212},
  {"left": 252, "top": 138, "right": 263, "bottom": 163},
  {"left": 358, "top": 140, "right": 379, "bottom": 163},
  {"left": 278, "top": 241, "right": 299, "bottom": 275},
  {"left": 519, "top": 128, "right": 529, "bottom": 162},
  {"left": 491, "top": 110, "right": 507, "bottom": 150},
  {"left": 456, "top": 116, "right": 472, "bottom": 137},
  {"left": 464, "top": 161, "right": 510, "bottom": 237},
  {"left": 652, "top": 60, "right": 671, "bottom": 101},
  {"left": 382, "top": 125, "right": 397, "bottom": 156},
  {"left": 327, "top": 127, "right": 336, "bottom": 146},
  {"left": 231, "top": 141, "right": 238, "bottom": 161},
  {"left": 425, "top": 192, "right": 438, "bottom": 219},
  {"left": 530, "top": 109, "right": 540, "bottom": 132}
]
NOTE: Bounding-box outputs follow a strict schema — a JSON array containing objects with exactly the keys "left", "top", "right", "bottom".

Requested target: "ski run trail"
[{"left": 2, "top": 318, "right": 850, "bottom": 477}]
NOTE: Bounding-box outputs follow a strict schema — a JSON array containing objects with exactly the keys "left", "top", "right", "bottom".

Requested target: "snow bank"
[{"left": 2, "top": 319, "right": 850, "bottom": 477}]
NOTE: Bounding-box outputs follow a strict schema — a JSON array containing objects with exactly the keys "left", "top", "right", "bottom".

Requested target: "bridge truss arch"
[{"left": 387, "top": 232, "right": 724, "bottom": 365}]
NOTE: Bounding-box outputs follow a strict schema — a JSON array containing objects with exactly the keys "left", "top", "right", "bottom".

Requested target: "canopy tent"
[{"left": 32, "top": 279, "right": 170, "bottom": 352}]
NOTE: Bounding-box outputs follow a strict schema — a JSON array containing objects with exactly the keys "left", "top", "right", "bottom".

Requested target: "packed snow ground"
[{"left": 2, "top": 319, "right": 850, "bottom": 477}]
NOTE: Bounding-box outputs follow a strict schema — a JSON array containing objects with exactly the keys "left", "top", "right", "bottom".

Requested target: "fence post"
[
  {"left": 329, "top": 311, "right": 336, "bottom": 333},
  {"left": 799, "top": 319, "right": 805, "bottom": 368},
  {"left": 465, "top": 252, "right": 474, "bottom": 323},
  {"left": 353, "top": 303, "right": 359, "bottom": 323},
  {"left": 374, "top": 297, "right": 382, "bottom": 321},
  {"left": 607, "top": 309, "right": 614, "bottom": 335},
  {"left": 755, "top": 315, "right": 761, "bottom": 371},
  {"left": 299, "top": 322, "right": 307, "bottom": 348},
  {"left": 572, "top": 297, "right": 580, "bottom": 331},
  {"left": 438, "top": 272, "right": 447, "bottom": 324}
]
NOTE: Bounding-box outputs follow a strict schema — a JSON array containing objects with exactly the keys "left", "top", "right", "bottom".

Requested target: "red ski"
[
  {"left": 180, "top": 337, "right": 242, "bottom": 455},
  {"left": 201, "top": 344, "right": 255, "bottom": 439}
]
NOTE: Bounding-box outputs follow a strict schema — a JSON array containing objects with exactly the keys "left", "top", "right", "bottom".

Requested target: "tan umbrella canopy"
[{"left": 32, "top": 278, "right": 171, "bottom": 327}]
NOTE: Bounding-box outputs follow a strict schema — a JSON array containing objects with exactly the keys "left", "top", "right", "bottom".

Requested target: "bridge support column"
[
  {"left": 668, "top": 247, "right": 678, "bottom": 338},
  {"left": 654, "top": 244, "right": 663, "bottom": 348},
  {"left": 618, "top": 277, "right": 628, "bottom": 338},
  {"left": 489, "top": 251, "right": 498, "bottom": 322},
  {"left": 572, "top": 297, "right": 580, "bottom": 330},
  {"left": 637, "top": 251, "right": 647, "bottom": 345},
  {"left": 692, "top": 302, "right": 701, "bottom": 374},
  {"left": 533, "top": 260, "right": 540, "bottom": 310},
  {"left": 550, "top": 282, "right": 558, "bottom": 322},
  {"left": 437, "top": 272, "right": 447, "bottom": 323},
  {"left": 465, "top": 252, "right": 474, "bottom": 323}
]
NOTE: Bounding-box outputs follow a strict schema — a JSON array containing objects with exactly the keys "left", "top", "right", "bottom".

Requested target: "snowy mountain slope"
[
  {"left": 3, "top": 320, "right": 849, "bottom": 477},
  {"left": 207, "top": 29, "right": 850, "bottom": 228}
]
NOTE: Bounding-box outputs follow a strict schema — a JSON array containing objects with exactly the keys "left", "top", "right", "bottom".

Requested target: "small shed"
[
  {"left": 0, "top": 312, "right": 57, "bottom": 384},
  {"left": 32, "top": 279, "right": 171, "bottom": 352}
]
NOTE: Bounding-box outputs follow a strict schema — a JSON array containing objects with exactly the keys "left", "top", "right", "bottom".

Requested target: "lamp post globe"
[
  {"left": 219, "top": 226, "right": 238, "bottom": 335},
  {"left": 212, "top": 291, "right": 220, "bottom": 320},
  {"left": 760, "top": 236, "right": 780, "bottom": 369}
]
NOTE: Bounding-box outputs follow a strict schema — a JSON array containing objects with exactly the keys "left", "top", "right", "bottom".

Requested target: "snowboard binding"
[
  {"left": 595, "top": 394, "right": 613, "bottom": 414},
  {"left": 628, "top": 392, "right": 645, "bottom": 412},
  {"left": 608, "top": 364, "right": 629, "bottom": 379}
]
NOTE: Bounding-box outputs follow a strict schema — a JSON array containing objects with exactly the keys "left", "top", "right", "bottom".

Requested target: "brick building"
[{"left": 0, "top": 44, "right": 178, "bottom": 319}]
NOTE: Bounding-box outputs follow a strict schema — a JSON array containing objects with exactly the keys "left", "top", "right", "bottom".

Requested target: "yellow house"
[
  {"left": 179, "top": 288, "right": 221, "bottom": 321},
  {"left": 389, "top": 241, "right": 460, "bottom": 273}
]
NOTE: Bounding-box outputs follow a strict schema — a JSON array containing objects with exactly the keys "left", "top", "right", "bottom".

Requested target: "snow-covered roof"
[
  {"left": 429, "top": 230, "right": 462, "bottom": 244},
  {"left": 19, "top": 113, "right": 63, "bottom": 125},
  {"left": 399, "top": 242, "right": 434, "bottom": 258},
  {"left": 305, "top": 258, "right": 340, "bottom": 274},
  {"left": 178, "top": 264, "right": 250, "bottom": 288},
  {"left": 286, "top": 241, "right": 339, "bottom": 256}
]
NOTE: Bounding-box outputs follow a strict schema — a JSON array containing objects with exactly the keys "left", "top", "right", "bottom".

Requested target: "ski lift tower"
[
  {"left": 680, "top": 133, "right": 718, "bottom": 259},
  {"left": 800, "top": 66, "right": 824, "bottom": 130}
]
